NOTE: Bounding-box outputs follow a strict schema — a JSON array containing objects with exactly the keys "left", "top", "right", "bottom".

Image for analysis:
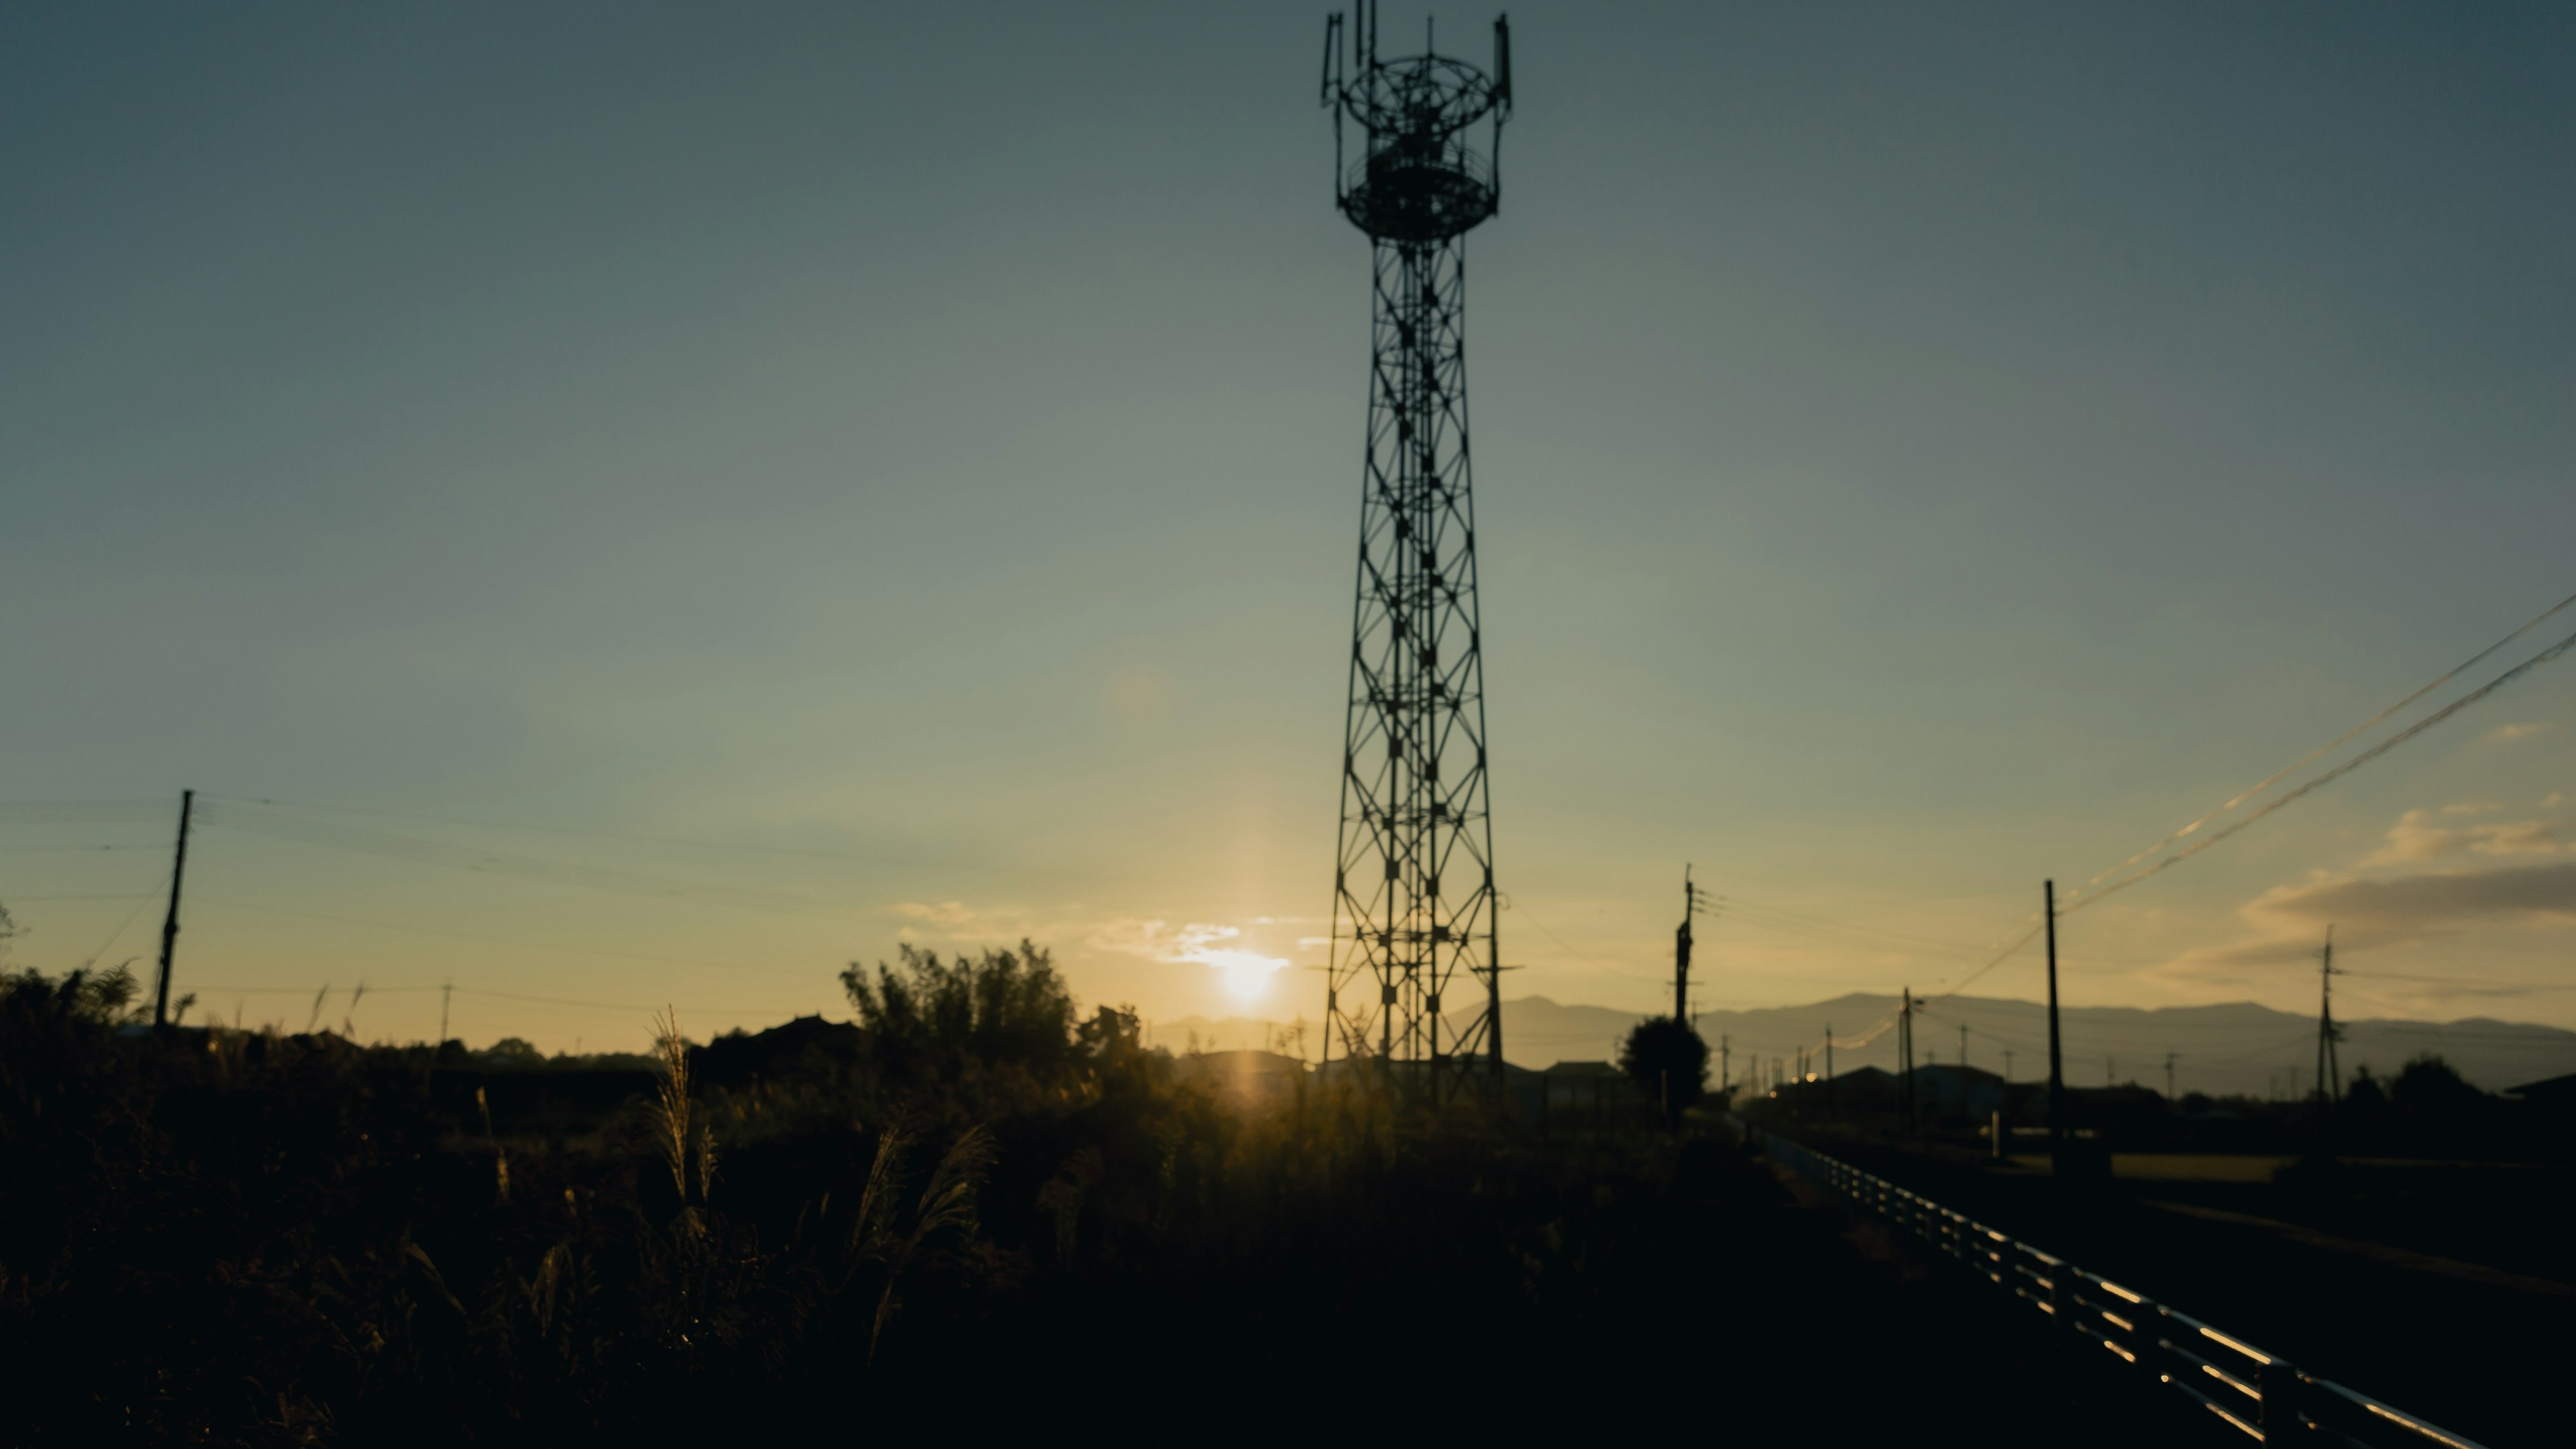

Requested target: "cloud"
[
  {"left": 2150, "top": 860, "right": 2576, "bottom": 987},
  {"left": 2361, "top": 809, "right": 2455, "bottom": 865},
  {"left": 2489, "top": 722, "right": 2551, "bottom": 743},
  {"left": 2359, "top": 809, "right": 2564, "bottom": 866},
  {"left": 890, "top": 899, "right": 1041, "bottom": 943},
  {"left": 2440, "top": 801, "right": 2502, "bottom": 815},
  {"left": 2249, "top": 862, "right": 2576, "bottom": 937},
  {"left": 2471, "top": 820, "right": 2563, "bottom": 856},
  {"left": 1088, "top": 918, "right": 1289, "bottom": 1000},
  {"left": 2545, "top": 792, "right": 2571, "bottom": 809}
]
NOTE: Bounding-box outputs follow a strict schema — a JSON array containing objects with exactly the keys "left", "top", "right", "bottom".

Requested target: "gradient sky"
[{"left": 6, "top": 2, "right": 2575, "bottom": 1054}]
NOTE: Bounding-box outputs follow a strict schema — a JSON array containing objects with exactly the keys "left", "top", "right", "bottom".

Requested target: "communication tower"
[{"left": 1316, "top": 4, "right": 1513, "bottom": 1097}]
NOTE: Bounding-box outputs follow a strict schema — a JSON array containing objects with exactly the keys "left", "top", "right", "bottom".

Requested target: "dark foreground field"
[{"left": 5, "top": 955, "right": 2210, "bottom": 1444}]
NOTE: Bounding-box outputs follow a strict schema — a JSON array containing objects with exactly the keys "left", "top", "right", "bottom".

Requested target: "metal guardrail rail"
[{"left": 1759, "top": 1132, "right": 2496, "bottom": 1448}]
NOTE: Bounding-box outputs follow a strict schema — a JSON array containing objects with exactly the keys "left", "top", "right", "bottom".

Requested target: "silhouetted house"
[
  {"left": 1822, "top": 1065, "right": 1896, "bottom": 1099},
  {"left": 2506, "top": 1072, "right": 2576, "bottom": 1116},
  {"left": 1309, "top": 1055, "right": 1545, "bottom": 1119},
  {"left": 1914, "top": 1064, "right": 2007, "bottom": 1121},
  {"left": 1179, "top": 1049, "right": 1309, "bottom": 1099},
  {"left": 694, "top": 1014, "right": 863, "bottom": 1088},
  {"left": 1539, "top": 1061, "right": 1640, "bottom": 1124}
]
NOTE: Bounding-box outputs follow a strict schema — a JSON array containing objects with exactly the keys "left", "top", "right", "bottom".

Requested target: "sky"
[{"left": 5, "top": 2, "right": 2575, "bottom": 1055}]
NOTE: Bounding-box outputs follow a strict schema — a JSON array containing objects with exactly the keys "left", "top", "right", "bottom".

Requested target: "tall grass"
[
  {"left": 649, "top": 1006, "right": 715, "bottom": 1212},
  {"left": 0, "top": 950, "right": 1682, "bottom": 1440}
]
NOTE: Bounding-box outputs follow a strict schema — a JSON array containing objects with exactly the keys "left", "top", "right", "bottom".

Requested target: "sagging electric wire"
[
  {"left": 193, "top": 896, "right": 820, "bottom": 978},
  {"left": 2068, "top": 617, "right": 2576, "bottom": 914},
  {"left": 203, "top": 792, "right": 1163, "bottom": 889},
  {"left": 2058, "top": 590, "right": 2576, "bottom": 910},
  {"left": 199, "top": 804, "right": 875, "bottom": 920}
]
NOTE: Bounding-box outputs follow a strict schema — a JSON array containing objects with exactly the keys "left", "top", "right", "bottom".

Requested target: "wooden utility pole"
[
  {"left": 152, "top": 790, "right": 195, "bottom": 1028},
  {"left": 1719, "top": 1033, "right": 1729, "bottom": 1094},
  {"left": 1958, "top": 1023, "right": 1968, "bottom": 1075},
  {"left": 2045, "top": 879, "right": 2064, "bottom": 1150},
  {"left": 2314, "top": 926, "right": 2341, "bottom": 1102},
  {"left": 1900, "top": 987, "right": 1916, "bottom": 1134},
  {"left": 2165, "top": 1049, "right": 2178, "bottom": 1102},
  {"left": 1674, "top": 865, "right": 1711, "bottom": 1022}
]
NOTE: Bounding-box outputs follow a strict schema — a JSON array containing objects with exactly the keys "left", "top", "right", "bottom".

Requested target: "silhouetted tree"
[
  {"left": 2392, "top": 1053, "right": 2485, "bottom": 1118},
  {"left": 484, "top": 1036, "right": 545, "bottom": 1065},
  {"left": 840, "top": 940, "right": 1077, "bottom": 1091},
  {"left": 1074, "top": 1002, "right": 1144, "bottom": 1061},
  {"left": 1619, "top": 1016, "right": 1709, "bottom": 1122}
]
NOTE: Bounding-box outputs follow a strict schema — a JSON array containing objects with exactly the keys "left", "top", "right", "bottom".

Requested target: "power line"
[
  {"left": 186, "top": 981, "right": 820, "bottom": 1017},
  {"left": 203, "top": 793, "right": 1163, "bottom": 888},
  {"left": 76, "top": 871, "right": 170, "bottom": 973},
  {"left": 2057, "top": 587, "right": 2576, "bottom": 912},
  {"left": 189, "top": 896, "right": 824, "bottom": 978},
  {"left": 199, "top": 806, "right": 875, "bottom": 920},
  {"left": 0, "top": 800, "right": 178, "bottom": 823},
  {"left": 2068, "top": 619, "right": 2576, "bottom": 914}
]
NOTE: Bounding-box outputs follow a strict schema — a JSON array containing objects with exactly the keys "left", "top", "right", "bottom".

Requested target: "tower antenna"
[{"left": 1316, "top": 9, "right": 1515, "bottom": 1097}]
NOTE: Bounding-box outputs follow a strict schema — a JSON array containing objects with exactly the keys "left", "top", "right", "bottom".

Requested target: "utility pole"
[
  {"left": 1719, "top": 1033, "right": 1729, "bottom": 1094},
  {"left": 1900, "top": 987, "right": 1916, "bottom": 1134},
  {"left": 1675, "top": 865, "right": 1712, "bottom": 1022},
  {"left": 151, "top": 789, "right": 195, "bottom": 1028},
  {"left": 2164, "top": 1049, "right": 2177, "bottom": 1102},
  {"left": 2314, "top": 925, "right": 2341, "bottom": 1102},
  {"left": 439, "top": 981, "right": 453, "bottom": 1045},
  {"left": 2044, "top": 879, "right": 2064, "bottom": 1151},
  {"left": 2106, "top": 1055, "right": 2114, "bottom": 1088},
  {"left": 1958, "top": 1023, "right": 1968, "bottom": 1076},
  {"left": 2004, "top": 1047, "right": 2015, "bottom": 1082}
]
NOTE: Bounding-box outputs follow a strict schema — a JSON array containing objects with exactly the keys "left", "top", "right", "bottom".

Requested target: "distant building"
[
  {"left": 1541, "top": 1060, "right": 1640, "bottom": 1120},
  {"left": 1178, "top": 1049, "right": 1309, "bottom": 1099},
  {"left": 2506, "top": 1072, "right": 2576, "bottom": 1111}
]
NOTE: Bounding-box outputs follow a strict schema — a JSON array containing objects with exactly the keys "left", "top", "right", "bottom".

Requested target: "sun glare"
[{"left": 1202, "top": 948, "right": 1287, "bottom": 1002}]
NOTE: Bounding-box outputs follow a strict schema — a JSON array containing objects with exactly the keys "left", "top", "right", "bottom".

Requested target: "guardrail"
[{"left": 1758, "top": 1132, "right": 2493, "bottom": 1448}]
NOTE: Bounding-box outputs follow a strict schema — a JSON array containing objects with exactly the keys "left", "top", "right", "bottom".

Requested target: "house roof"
[
  {"left": 2506, "top": 1071, "right": 2576, "bottom": 1101},
  {"left": 1544, "top": 1061, "right": 1625, "bottom": 1077},
  {"left": 1179, "top": 1049, "right": 1309, "bottom": 1075}
]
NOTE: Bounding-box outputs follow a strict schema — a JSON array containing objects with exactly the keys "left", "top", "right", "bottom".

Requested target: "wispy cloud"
[
  {"left": 890, "top": 899, "right": 1043, "bottom": 943},
  {"left": 2150, "top": 800, "right": 2576, "bottom": 991},
  {"left": 2251, "top": 862, "right": 2576, "bottom": 936},
  {"left": 2359, "top": 808, "right": 2565, "bottom": 867},
  {"left": 1089, "top": 918, "right": 1289, "bottom": 1000},
  {"left": 2489, "top": 722, "right": 2552, "bottom": 743}
]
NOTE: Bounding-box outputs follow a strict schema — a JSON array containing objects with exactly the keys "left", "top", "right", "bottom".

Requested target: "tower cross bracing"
[{"left": 1318, "top": 3, "right": 1513, "bottom": 1097}]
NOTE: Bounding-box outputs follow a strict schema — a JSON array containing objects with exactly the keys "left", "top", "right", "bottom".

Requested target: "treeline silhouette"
[{"left": 4, "top": 948, "right": 2200, "bottom": 1443}]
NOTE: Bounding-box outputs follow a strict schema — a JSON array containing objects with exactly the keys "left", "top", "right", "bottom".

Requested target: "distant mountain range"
[{"left": 1152, "top": 995, "right": 2576, "bottom": 1099}]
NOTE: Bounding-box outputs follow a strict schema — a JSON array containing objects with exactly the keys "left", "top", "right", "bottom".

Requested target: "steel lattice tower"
[{"left": 1318, "top": 4, "right": 1512, "bottom": 1095}]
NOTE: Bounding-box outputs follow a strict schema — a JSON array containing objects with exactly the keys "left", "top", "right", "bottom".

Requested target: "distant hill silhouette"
[{"left": 1154, "top": 994, "right": 2576, "bottom": 1097}]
